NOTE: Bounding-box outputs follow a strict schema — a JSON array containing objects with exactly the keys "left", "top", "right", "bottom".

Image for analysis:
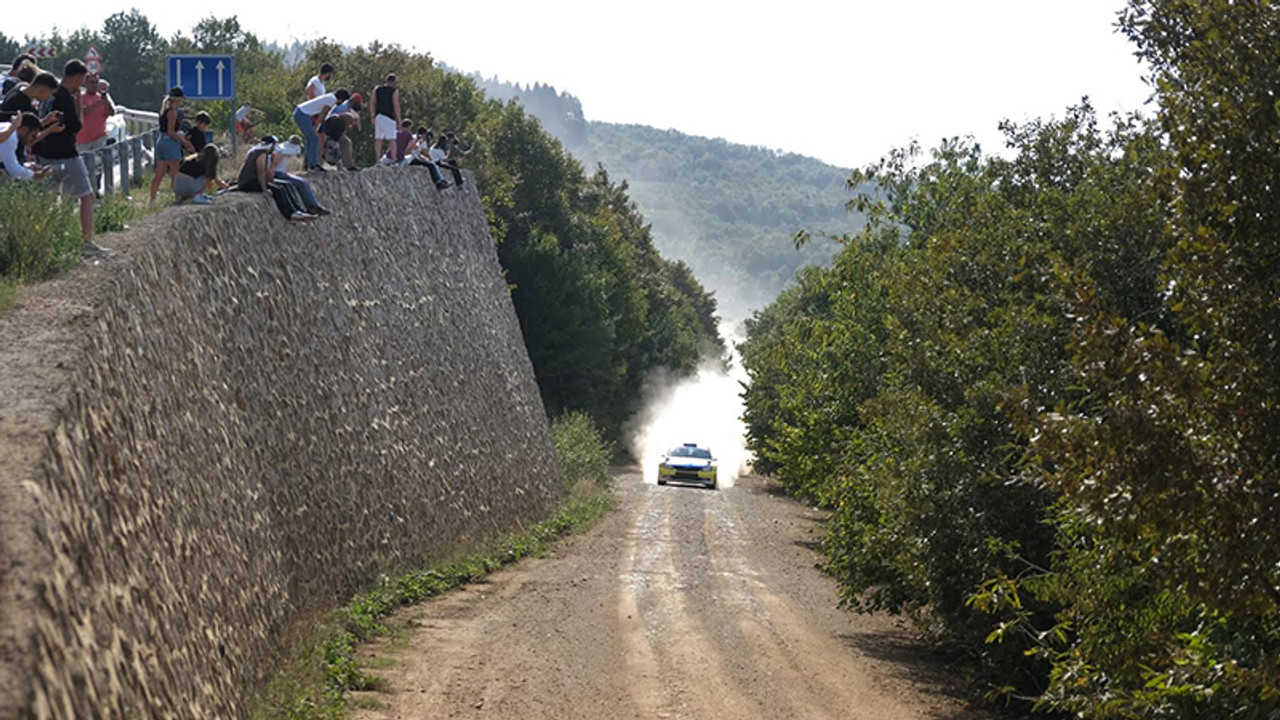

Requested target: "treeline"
[
  {"left": 468, "top": 73, "right": 859, "bottom": 318},
  {"left": 6, "top": 12, "right": 722, "bottom": 438},
  {"left": 740, "top": 2, "right": 1280, "bottom": 717}
]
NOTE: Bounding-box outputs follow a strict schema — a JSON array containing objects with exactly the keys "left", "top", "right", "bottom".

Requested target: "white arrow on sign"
[
  {"left": 175, "top": 59, "right": 181, "bottom": 89},
  {"left": 195, "top": 60, "right": 205, "bottom": 95},
  {"left": 216, "top": 60, "right": 225, "bottom": 96}
]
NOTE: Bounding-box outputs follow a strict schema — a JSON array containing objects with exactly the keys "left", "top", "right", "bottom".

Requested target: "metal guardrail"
[
  {"left": 82, "top": 129, "right": 160, "bottom": 197},
  {"left": 80, "top": 108, "right": 160, "bottom": 197}
]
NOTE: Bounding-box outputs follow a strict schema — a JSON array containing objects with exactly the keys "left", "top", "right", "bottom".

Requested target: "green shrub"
[
  {"left": 551, "top": 411, "right": 613, "bottom": 489},
  {"left": 93, "top": 193, "right": 136, "bottom": 234},
  {"left": 0, "top": 181, "right": 81, "bottom": 281}
]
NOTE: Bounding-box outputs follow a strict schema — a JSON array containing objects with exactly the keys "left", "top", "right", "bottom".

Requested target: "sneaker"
[
  {"left": 311, "top": 207, "right": 331, "bottom": 217},
  {"left": 82, "top": 241, "right": 114, "bottom": 258},
  {"left": 192, "top": 195, "right": 214, "bottom": 205},
  {"left": 436, "top": 181, "right": 452, "bottom": 190},
  {"left": 309, "top": 165, "right": 327, "bottom": 173},
  {"left": 346, "top": 166, "right": 361, "bottom": 172},
  {"left": 289, "top": 211, "right": 316, "bottom": 223}
]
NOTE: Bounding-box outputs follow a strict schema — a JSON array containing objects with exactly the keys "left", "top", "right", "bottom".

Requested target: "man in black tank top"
[{"left": 371, "top": 74, "right": 402, "bottom": 163}]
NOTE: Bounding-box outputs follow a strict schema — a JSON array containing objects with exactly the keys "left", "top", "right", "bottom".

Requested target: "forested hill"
[{"left": 464, "top": 72, "right": 860, "bottom": 319}]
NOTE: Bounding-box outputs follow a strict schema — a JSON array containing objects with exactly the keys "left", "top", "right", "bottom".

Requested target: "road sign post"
[
  {"left": 84, "top": 45, "right": 102, "bottom": 75},
  {"left": 166, "top": 54, "right": 237, "bottom": 151}
]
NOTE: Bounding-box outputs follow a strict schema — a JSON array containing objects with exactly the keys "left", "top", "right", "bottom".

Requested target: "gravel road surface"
[{"left": 350, "top": 470, "right": 987, "bottom": 720}]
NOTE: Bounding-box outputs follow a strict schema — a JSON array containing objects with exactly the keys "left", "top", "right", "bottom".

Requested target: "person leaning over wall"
[
  {"left": 31, "top": 60, "right": 108, "bottom": 257},
  {"left": 0, "top": 112, "right": 54, "bottom": 180},
  {"left": 329, "top": 93, "right": 362, "bottom": 171},
  {"left": 172, "top": 145, "right": 227, "bottom": 205}
]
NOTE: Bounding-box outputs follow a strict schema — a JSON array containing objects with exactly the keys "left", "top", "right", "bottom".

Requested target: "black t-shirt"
[
  {"left": 0, "top": 85, "right": 34, "bottom": 122},
  {"left": 186, "top": 125, "right": 207, "bottom": 151},
  {"left": 179, "top": 158, "right": 206, "bottom": 177},
  {"left": 323, "top": 115, "right": 346, "bottom": 141},
  {"left": 375, "top": 85, "right": 395, "bottom": 118},
  {"left": 32, "top": 85, "right": 81, "bottom": 159}
]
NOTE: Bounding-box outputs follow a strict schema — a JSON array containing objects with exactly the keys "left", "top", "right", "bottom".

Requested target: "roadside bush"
[
  {"left": 743, "top": 1, "right": 1280, "bottom": 715},
  {"left": 0, "top": 181, "right": 81, "bottom": 281},
  {"left": 551, "top": 411, "right": 613, "bottom": 489}
]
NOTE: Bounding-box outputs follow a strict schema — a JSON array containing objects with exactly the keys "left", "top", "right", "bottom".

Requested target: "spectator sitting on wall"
[
  {"left": 293, "top": 88, "right": 349, "bottom": 172},
  {"left": 173, "top": 145, "right": 227, "bottom": 205},
  {"left": 0, "top": 71, "right": 58, "bottom": 122},
  {"left": 1, "top": 54, "right": 37, "bottom": 95},
  {"left": 445, "top": 131, "right": 474, "bottom": 164},
  {"left": 234, "top": 103, "right": 262, "bottom": 144},
  {"left": 406, "top": 127, "right": 451, "bottom": 190},
  {"left": 232, "top": 136, "right": 321, "bottom": 222},
  {"left": 32, "top": 60, "right": 108, "bottom": 257},
  {"left": 371, "top": 74, "right": 401, "bottom": 164},
  {"left": 329, "top": 93, "right": 362, "bottom": 171},
  {"left": 271, "top": 136, "right": 330, "bottom": 215},
  {"left": 185, "top": 111, "right": 213, "bottom": 152},
  {"left": 429, "top": 135, "right": 464, "bottom": 188},
  {"left": 150, "top": 87, "right": 195, "bottom": 203},
  {"left": 74, "top": 73, "right": 115, "bottom": 154},
  {"left": 306, "top": 62, "right": 333, "bottom": 100},
  {"left": 0, "top": 112, "right": 54, "bottom": 180}
]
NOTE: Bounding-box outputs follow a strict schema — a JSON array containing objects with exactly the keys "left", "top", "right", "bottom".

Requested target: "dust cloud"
[{"left": 625, "top": 323, "right": 753, "bottom": 487}]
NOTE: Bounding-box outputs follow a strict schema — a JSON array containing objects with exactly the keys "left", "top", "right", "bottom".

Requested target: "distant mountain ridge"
[{"left": 460, "top": 70, "right": 863, "bottom": 319}]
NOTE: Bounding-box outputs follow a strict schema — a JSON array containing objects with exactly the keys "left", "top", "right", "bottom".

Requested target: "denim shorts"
[{"left": 155, "top": 135, "right": 183, "bottom": 162}]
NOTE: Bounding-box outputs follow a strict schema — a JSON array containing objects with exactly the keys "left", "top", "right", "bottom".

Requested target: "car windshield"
[{"left": 668, "top": 446, "right": 711, "bottom": 459}]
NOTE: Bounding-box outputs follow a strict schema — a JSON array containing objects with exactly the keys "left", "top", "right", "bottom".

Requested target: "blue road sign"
[{"left": 166, "top": 55, "right": 235, "bottom": 100}]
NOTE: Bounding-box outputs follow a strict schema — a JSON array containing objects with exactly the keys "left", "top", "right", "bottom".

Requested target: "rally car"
[{"left": 657, "top": 443, "right": 718, "bottom": 489}]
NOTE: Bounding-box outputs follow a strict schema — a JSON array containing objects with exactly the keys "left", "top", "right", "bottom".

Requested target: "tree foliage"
[
  {"left": 14, "top": 13, "right": 723, "bottom": 441},
  {"left": 741, "top": 1, "right": 1280, "bottom": 715}
]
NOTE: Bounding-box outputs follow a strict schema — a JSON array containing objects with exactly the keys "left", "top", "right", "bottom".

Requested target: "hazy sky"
[{"left": 13, "top": 1, "right": 1151, "bottom": 168}]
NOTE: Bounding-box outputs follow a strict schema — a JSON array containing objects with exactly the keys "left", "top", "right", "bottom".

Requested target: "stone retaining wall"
[{"left": 0, "top": 169, "right": 562, "bottom": 719}]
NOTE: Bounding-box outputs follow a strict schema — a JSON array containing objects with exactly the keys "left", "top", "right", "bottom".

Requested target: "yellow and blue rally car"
[{"left": 657, "top": 443, "right": 718, "bottom": 489}]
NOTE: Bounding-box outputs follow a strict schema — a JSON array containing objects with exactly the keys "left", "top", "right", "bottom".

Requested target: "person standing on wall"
[
  {"left": 32, "top": 60, "right": 108, "bottom": 257},
  {"left": 306, "top": 63, "right": 333, "bottom": 100},
  {"left": 371, "top": 74, "right": 401, "bottom": 164},
  {"left": 293, "top": 88, "right": 349, "bottom": 171}
]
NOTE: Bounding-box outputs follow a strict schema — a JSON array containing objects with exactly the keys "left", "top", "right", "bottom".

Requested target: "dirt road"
[{"left": 350, "top": 471, "right": 985, "bottom": 720}]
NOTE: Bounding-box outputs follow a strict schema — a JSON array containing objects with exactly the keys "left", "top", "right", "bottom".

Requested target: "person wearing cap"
[
  {"left": 233, "top": 136, "right": 316, "bottom": 222},
  {"left": 32, "top": 60, "right": 107, "bottom": 256},
  {"left": 150, "top": 86, "right": 195, "bottom": 203},
  {"left": 271, "top": 136, "right": 329, "bottom": 214},
  {"left": 294, "top": 88, "right": 350, "bottom": 171}
]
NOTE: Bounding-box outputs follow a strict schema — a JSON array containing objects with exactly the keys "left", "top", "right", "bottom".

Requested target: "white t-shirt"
[
  {"left": 428, "top": 146, "right": 446, "bottom": 164},
  {"left": 306, "top": 75, "right": 326, "bottom": 98},
  {"left": 296, "top": 93, "right": 338, "bottom": 116},
  {"left": 0, "top": 125, "right": 33, "bottom": 180}
]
